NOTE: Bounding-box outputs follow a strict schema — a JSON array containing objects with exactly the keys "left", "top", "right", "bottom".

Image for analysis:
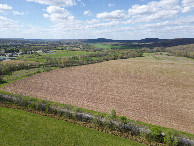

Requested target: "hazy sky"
[{"left": 0, "top": 0, "right": 194, "bottom": 39}]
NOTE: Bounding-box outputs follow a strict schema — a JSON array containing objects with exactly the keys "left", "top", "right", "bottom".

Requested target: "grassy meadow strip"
[{"left": 0, "top": 67, "right": 57, "bottom": 88}]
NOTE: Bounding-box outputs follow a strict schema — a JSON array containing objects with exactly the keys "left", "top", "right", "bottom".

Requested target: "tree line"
[
  {"left": 44, "top": 50, "right": 143, "bottom": 67},
  {"left": 140, "top": 44, "right": 194, "bottom": 59},
  {"left": 165, "top": 44, "right": 194, "bottom": 59}
]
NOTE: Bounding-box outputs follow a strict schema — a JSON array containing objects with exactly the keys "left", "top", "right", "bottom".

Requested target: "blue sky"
[{"left": 0, "top": 0, "right": 194, "bottom": 39}]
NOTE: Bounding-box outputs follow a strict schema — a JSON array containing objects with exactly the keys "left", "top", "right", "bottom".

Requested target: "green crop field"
[{"left": 0, "top": 107, "right": 144, "bottom": 146}]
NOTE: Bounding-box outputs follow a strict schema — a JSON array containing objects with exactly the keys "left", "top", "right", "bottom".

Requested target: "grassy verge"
[
  {"left": 0, "top": 106, "right": 144, "bottom": 146},
  {"left": 0, "top": 67, "right": 57, "bottom": 88},
  {"left": 129, "top": 52, "right": 194, "bottom": 63}
]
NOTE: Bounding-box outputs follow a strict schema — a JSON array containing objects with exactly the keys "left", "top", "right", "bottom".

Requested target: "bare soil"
[{"left": 2, "top": 57, "right": 194, "bottom": 134}]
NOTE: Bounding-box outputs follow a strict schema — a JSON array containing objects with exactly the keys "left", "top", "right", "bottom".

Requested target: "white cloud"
[
  {"left": 52, "top": 19, "right": 85, "bottom": 34},
  {"left": 0, "top": 4, "right": 12, "bottom": 13},
  {"left": 86, "top": 19, "right": 99, "bottom": 24},
  {"left": 23, "top": 25, "right": 49, "bottom": 34},
  {"left": 27, "top": 0, "right": 76, "bottom": 7},
  {"left": 128, "top": 0, "right": 181, "bottom": 22},
  {"left": 0, "top": 16, "right": 17, "bottom": 31},
  {"left": 182, "top": 0, "right": 194, "bottom": 6},
  {"left": 2, "top": 0, "right": 193, "bottom": 39},
  {"left": 13, "top": 11, "right": 25, "bottom": 15},
  {"left": 43, "top": 6, "right": 74, "bottom": 22},
  {"left": 174, "top": 15, "right": 194, "bottom": 24},
  {"left": 96, "top": 10, "right": 126, "bottom": 20},
  {"left": 108, "top": 3, "right": 115, "bottom": 7},
  {"left": 182, "top": 6, "right": 192, "bottom": 13},
  {"left": 182, "top": 0, "right": 194, "bottom": 13},
  {"left": 86, "top": 21, "right": 120, "bottom": 29},
  {"left": 84, "top": 10, "right": 92, "bottom": 16},
  {"left": 128, "top": 4, "right": 155, "bottom": 16},
  {"left": 43, "top": 6, "right": 85, "bottom": 32},
  {"left": 138, "top": 9, "right": 180, "bottom": 22},
  {"left": 127, "top": 14, "right": 194, "bottom": 38}
]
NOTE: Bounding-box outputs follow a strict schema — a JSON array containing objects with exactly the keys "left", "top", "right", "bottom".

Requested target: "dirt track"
[{"left": 2, "top": 59, "right": 194, "bottom": 134}]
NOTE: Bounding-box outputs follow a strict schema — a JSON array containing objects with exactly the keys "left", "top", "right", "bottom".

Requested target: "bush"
[
  {"left": 72, "top": 107, "right": 81, "bottom": 120},
  {"left": 93, "top": 113, "right": 104, "bottom": 126},
  {"left": 164, "top": 130, "right": 179, "bottom": 146},
  {"left": 104, "top": 109, "right": 117, "bottom": 130},
  {"left": 120, "top": 116, "right": 127, "bottom": 125},
  {"left": 146, "top": 127, "right": 164, "bottom": 143},
  {"left": 117, "top": 116, "right": 128, "bottom": 132},
  {"left": 108, "top": 109, "right": 116, "bottom": 120},
  {"left": 130, "top": 126, "right": 140, "bottom": 136},
  {"left": 45, "top": 102, "right": 51, "bottom": 114},
  {"left": 151, "top": 127, "right": 164, "bottom": 142},
  {"left": 0, "top": 76, "right": 4, "bottom": 84}
]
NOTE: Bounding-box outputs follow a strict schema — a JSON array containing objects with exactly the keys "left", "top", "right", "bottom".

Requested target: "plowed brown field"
[{"left": 2, "top": 55, "right": 194, "bottom": 134}]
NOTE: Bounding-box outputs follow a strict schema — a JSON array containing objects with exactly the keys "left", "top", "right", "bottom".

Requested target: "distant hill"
[{"left": 1, "top": 38, "right": 194, "bottom": 47}]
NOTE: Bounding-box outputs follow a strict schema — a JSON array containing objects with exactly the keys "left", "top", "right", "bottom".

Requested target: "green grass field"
[
  {"left": 0, "top": 107, "right": 144, "bottom": 146},
  {"left": 93, "top": 43, "right": 113, "bottom": 49},
  {"left": 41, "top": 50, "right": 92, "bottom": 58},
  {"left": 130, "top": 52, "right": 194, "bottom": 63},
  {"left": 93, "top": 43, "right": 140, "bottom": 50},
  {"left": 18, "top": 50, "right": 93, "bottom": 62}
]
